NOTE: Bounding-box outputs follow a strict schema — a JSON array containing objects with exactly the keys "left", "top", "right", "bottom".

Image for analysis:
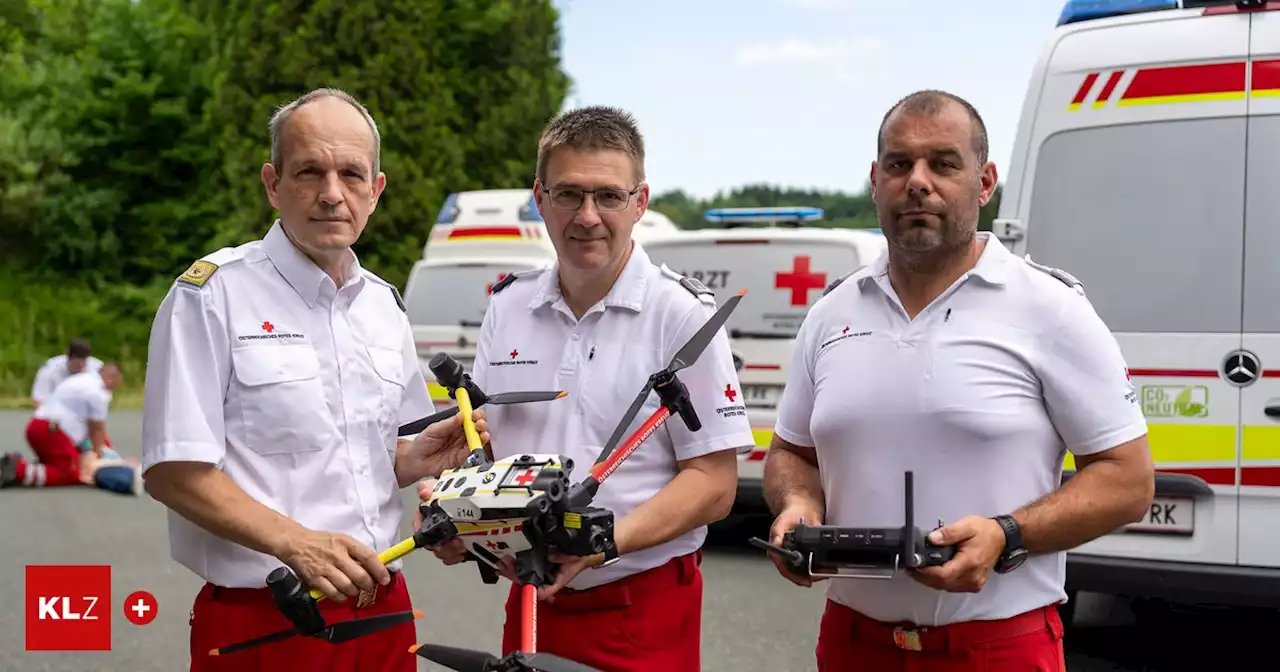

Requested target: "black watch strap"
[
  {"left": 992, "top": 515, "right": 1027, "bottom": 573},
  {"left": 598, "top": 541, "right": 620, "bottom": 568}
]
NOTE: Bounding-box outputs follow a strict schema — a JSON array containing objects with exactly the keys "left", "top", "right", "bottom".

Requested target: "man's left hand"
[
  {"left": 538, "top": 551, "right": 605, "bottom": 601},
  {"left": 908, "top": 515, "right": 1006, "bottom": 593},
  {"left": 401, "top": 410, "right": 490, "bottom": 483}
]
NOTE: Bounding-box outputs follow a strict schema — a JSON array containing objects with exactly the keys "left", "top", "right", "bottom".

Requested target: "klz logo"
[{"left": 26, "top": 565, "right": 111, "bottom": 651}]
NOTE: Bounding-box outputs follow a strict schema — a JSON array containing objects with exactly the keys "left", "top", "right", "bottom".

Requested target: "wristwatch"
[{"left": 992, "top": 514, "right": 1029, "bottom": 574}]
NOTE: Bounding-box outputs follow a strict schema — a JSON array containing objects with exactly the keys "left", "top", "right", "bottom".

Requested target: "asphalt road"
[{"left": 1, "top": 410, "right": 1270, "bottom": 671}]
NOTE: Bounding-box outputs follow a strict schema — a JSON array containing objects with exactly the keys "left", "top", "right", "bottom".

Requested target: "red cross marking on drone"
[
  {"left": 510, "top": 349, "right": 519, "bottom": 359},
  {"left": 486, "top": 273, "right": 508, "bottom": 295},
  {"left": 724, "top": 384, "right": 737, "bottom": 403},
  {"left": 775, "top": 255, "right": 827, "bottom": 306},
  {"left": 261, "top": 321, "right": 274, "bottom": 333},
  {"left": 842, "top": 326, "right": 850, "bottom": 335},
  {"left": 485, "top": 540, "right": 500, "bottom": 550},
  {"left": 513, "top": 469, "right": 537, "bottom": 486}
]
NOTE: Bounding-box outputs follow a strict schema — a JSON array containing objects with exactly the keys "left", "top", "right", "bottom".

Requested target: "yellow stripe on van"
[
  {"left": 752, "top": 427, "right": 774, "bottom": 448},
  {"left": 428, "top": 382, "right": 452, "bottom": 402},
  {"left": 1243, "top": 425, "right": 1280, "bottom": 460},
  {"left": 1064, "top": 423, "right": 1236, "bottom": 470},
  {"left": 1115, "top": 91, "right": 1247, "bottom": 107}
]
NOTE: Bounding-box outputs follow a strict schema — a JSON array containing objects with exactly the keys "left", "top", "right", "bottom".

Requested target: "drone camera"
[{"left": 267, "top": 567, "right": 325, "bottom": 635}]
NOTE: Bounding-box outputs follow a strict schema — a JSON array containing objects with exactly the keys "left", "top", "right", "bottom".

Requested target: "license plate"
[
  {"left": 742, "top": 384, "right": 784, "bottom": 405},
  {"left": 1123, "top": 497, "right": 1194, "bottom": 535}
]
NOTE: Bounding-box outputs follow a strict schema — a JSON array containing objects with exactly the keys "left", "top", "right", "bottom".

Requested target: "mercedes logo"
[{"left": 1222, "top": 350, "right": 1261, "bottom": 387}]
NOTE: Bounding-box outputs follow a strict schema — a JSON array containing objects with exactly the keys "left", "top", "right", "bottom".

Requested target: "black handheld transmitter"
[{"left": 749, "top": 471, "right": 955, "bottom": 578}]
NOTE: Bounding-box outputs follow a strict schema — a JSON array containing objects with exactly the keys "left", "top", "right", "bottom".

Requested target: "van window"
[
  {"left": 643, "top": 237, "right": 864, "bottom": 338},
  {"left": 404, "top": 262, "right": 546, "bottom": 327},
  {"left": 1025, "top": 119, "right": 1245, "bottom": 333}
]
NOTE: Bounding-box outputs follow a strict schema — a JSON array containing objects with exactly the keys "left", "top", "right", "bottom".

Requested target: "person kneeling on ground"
[{"left": 1, "top": 362, "right": 125, "bottom": 490}]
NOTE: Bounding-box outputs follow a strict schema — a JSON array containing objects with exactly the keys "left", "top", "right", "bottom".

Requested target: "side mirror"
[{"left": 991, "top": 218, "right": 1026, "bottom": 245}]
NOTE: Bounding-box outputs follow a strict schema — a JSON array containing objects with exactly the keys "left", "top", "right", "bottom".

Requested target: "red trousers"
[
  {"left": 816, "top": 599, "right": 1066, "bottom": 672},
  {"left": 190, "top": 571, "right": 416, "bottom": 672},
  {"left": 502, "top": 551, "right": 703, "bottom": 672},
  {"left": 19, "top": 418, "right": 82, "bottom": 486}
]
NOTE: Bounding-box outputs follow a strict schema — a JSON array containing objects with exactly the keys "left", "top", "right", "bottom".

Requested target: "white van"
[
  {"left": 402, "top": 189, "right": 683, "bottom": 403},
  {"left": 994, "top": 0, "right": 1280, "bottom": 611},
  {"left": 641, "top": 207, "right": 888, "bottom": 511}
]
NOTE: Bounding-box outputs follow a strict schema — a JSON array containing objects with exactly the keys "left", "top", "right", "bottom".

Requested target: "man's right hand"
[
  {"left": 769, "top": 503, "right": 825, "bottom": 588},
  {"left": 414, "top": 480, "right": 519, "bottom": 582},
  {"left": 278, "top": 528, "right": 390, "bottom": 602}
]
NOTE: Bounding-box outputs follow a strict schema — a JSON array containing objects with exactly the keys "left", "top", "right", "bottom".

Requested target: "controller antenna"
[{"left": 903, "top": 470, "right": 916, "bottom": 567}]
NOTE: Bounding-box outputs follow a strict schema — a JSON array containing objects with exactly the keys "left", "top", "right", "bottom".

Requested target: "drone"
[
  {"left": 748, "top": 470, "right": 956, "bottom": 579},
  {"left": 210, "top": 288, "right": 748, "bottom": 672}
]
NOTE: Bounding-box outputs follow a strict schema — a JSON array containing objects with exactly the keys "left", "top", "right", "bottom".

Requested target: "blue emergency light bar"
[
  {"left": 703, "top": 206, "right": 824, "bottom": 224},
  {"left": 1057, "top": 0, "right": 1179, "bottom": 26}
]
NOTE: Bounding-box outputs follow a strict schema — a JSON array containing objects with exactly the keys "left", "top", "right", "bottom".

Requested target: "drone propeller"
[
  {"left": 210, "top": 609, "right": 423, "bottom": 657},
  {"left": 397, "top": 390, "right": 566, "bottom": 437},
  {"left": 593, "top": 288, "right": 746, "bottom": 465},
  {"left": 410, "top": 643, "right": 600, "bottom": 672}
]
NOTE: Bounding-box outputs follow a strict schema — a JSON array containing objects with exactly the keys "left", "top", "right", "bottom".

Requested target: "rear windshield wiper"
[
  {"left": 459, "top": 320, "right": 484, "bottom": 328},
  {"left": 730, "top": 329, "right": 794, "bottom": 340}
]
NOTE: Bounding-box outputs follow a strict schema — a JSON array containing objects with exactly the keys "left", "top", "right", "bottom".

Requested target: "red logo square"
[{"left": 26, "top": 565, "right": 111, "bottom": 651}]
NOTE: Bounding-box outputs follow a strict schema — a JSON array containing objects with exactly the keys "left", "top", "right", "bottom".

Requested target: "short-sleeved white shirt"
[
  {"left": 774, "top": 233, "right": 1148, "bottom": 626},
  {"left": 32, "top": 355, "right": 104, "bottom": 405},
  {"left": 141, "top": 220, "right": 436, "bottom": 589},
  {"left": 33, "top": 371, "right": 111, "bottom": 446},
  {"left": 473, "top": 241, "right": 755, "bottom": 590}
]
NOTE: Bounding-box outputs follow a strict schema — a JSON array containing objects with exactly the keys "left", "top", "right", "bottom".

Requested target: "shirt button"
[{"left": 572, "top": 334, "right": 580, "bottom": 341}]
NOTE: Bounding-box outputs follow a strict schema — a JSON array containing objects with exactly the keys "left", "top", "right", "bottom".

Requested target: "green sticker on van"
[{"left": 1140, "top": 385, "right": 1208, "bottom": 418}]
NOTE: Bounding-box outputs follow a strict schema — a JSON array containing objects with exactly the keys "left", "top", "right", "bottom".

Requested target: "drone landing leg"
[{"left": 521, "top": 583, "right": 537, "bottom": 653}]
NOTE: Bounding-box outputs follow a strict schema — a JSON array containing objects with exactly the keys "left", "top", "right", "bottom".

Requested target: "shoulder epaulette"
[
  {"left": 1023, "top": 255, "right": 1083, "bottom": 292},
  {"left": 822, "top": 270, "right": 855, "bottom": 297},
  {"left": 489, "top": 273, "right": 520, "bottom": 294},
  {"left": 360, "top": 270, "right": 408, "bottom": 312},
  {"left": 658, "top": 264, "right": 715, "bottom": 302},
  {"left": 177, "top": 260, "right": 219, "bottom": 288},
  {"left": 176, "top": 246, "right": 242, "bottom": 289}
]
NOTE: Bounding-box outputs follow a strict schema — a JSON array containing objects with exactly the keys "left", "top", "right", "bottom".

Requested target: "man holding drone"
[
  {"left": 141, "top": 88, "right": 489, "bottom": 672},
  {"left": 425, "top": 105, "right": 755, "bottom": 671},
  {"left": 762, "top": 90, "right": 1154, "bottom": 671}
]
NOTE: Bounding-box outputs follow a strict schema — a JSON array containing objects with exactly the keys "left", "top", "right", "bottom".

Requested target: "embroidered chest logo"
[
  {"left": 489, "top": 346, "right": 538, "bottom": 367},
  {"left": 715, "top": 383, "right": 746, "bottom": 419},
  {"left": 820, "top": 325, "right": 871, "bottom": 350},
  {"left": 237, "top": 320, "right": 306, "bottom": 342}
]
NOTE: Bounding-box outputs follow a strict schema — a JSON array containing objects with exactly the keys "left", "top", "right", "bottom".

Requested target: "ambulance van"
[
  {"left": 640, "top": 207, "right": 888, "bottom": 512},
  {"left": 993, "top": 0, "right": 1280, "bottom": 610},
  {"left": 402, "top": 189, "right": 681, "bottom": 404}
]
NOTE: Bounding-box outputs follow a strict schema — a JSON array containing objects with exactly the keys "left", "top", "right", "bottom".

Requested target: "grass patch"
[{"left": 0, "top": 266, "right": 169, "bottom": 400}]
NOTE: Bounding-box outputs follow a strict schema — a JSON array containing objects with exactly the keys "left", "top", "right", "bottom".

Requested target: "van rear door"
[
  {"left": 1008, "top": 9, "right": 1249, "bottom": 567},
  {"left": 1238, "top": 8, "right": 1280, "bottom": 569},
  {"left": 403, "top": 257, "right": 549, "bottom": 403}
]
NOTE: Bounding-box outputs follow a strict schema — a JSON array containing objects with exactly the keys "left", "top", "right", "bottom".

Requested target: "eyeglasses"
[{"left": 541, "top": 185, "right": 642, "bottom": 212}]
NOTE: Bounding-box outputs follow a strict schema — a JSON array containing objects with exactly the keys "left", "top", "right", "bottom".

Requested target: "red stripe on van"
[
  {"left": 1127, "top": 369, "right": 1219, "bottom": 378},
  {"left": 449, "top": 226, "right": 523, "bottom": 238},
  {"left": 1121, "top": 62, "right": 1246, "bottom": 101},
  {"left": 1243, "top": 467, "right": 1280, "bottom": 487},
  {"left": 1096, "top": 71, "right": 1124, "bottom": 103},
  {"left": 744, "top": 364, "right": 781, "bottom": 370},
  {"left": 1252, "top": 59, "right": 1280, "bottom": 92},
  {"left": 1072, "top": 72, "right": 1099, "bottom": 105},
  {"left": 1159, "top": 467, "right": 1236, "bottom": 486}
]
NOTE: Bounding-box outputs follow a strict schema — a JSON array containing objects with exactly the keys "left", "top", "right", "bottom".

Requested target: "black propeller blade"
[
  {"left": 397, "top": 390, "right": 566, "bottom": 436},
  {"left": 410, "top": 643, "right": 602, "bottom": 672},
  {"left": 488, "top": 390, "right": 567, "bottom": 405},
  {"left": 210, "top": 610, "right": 422, "bottom": 657},
  {"left": 592, "top": 289, "right": 746, "bottom": 465}
]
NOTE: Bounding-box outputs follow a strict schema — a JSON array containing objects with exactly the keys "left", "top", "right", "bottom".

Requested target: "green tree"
[{"left": 189, "top": 0, "right": 571, "bottom": 289}]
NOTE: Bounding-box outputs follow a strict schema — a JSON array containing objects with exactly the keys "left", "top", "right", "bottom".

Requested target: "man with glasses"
[{"left": 422, "top": 105, "right": 753, "bottom": 671}]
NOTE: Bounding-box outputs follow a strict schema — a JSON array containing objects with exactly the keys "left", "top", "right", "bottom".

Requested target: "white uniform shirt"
[
  {"left": 141, "top": 220, "right": 436, "bottom": 588},
  {"left": 473, "top": 241, "right": 754, "bottom": 590},
  {"left": 774, "top": 232, "right": 1148, "bottom": 626},
  {"left": 33, "top": 371, "right": 111, "bottom": 446},
  {"left": 32, "top": 355, "right": 104, "bottom": 405}
]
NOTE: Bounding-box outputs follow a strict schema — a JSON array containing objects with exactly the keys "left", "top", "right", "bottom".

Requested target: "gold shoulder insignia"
[{"left": 178, "top": 260, "right": 219, "bottom": 288}]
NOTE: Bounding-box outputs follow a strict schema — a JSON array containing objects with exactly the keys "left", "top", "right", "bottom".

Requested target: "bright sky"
[{"left": 554, "top": 0, "right": 1068, "bottom": 199}]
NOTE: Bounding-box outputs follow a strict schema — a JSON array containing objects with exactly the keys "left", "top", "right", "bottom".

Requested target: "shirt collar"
[
  {"left": 856, "top": 231, "right": 1012, "bottom": 292},
  {"left": 264, "top": 219, "right": 365, "bottom": 307},
  {"left": 529, "top": 239, "right": 650, "bottom": 314}
]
